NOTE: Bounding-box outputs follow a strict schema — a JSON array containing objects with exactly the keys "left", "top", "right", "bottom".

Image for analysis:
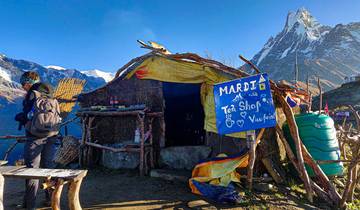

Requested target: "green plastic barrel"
[{"left": 283, "top": 113, "right": 343, "bottom": 177}]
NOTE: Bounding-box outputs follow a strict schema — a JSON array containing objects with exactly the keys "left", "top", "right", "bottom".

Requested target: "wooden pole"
[
  {"left": 239, "top": 55, "right": 261, "bottom": 74},
  {"left": 79, "top": 117, "right": 88, "bottom": 167},
  {"left": 3, "top": 142, "right": 18, "bottom": 161},
  {"left": 341, "top": 143, "right": 360, "bottom": 207},
  {"left": 261, "top": 157, "right": 284, "bottom": 184},
  {"left": 138, "top": 113, "right": 145, "bottom": 176},
  {"left": 247, "top": 130, "right": 256, "bottom": 190},
  {"left": 246, "top": 128, "right": 265, "bottom": 190},
  {"left": 0, "top": 135, "right": 27, "bottom": 140},
  {"left": 307, "top": 75, "right": 312, "bottom": 112},
  {"left": 275, "top": 125, "right": 334, "bottom": 205},
  {"left": 149, "top": 117, "right": 155, "bottom": 168},
  {"left": 87, "top": 117, "right": 95, "bottom": 167},
  {"left": 275, "top": 93, "right": 314, "bottom": 203},
  {"left": 300, "top": 142, "right": 341, "bottom": 204},
  {"left": 276, "top": 91, "right": 341, "bottom": 205},
  {"left": 348, "top": 105, "right": 360, "bottom": 131},
  {"left": 348, "top": 164, "right": 358, "bottom": 202},
  {"left": 318, "top": 77, "right": 322, "bottom": 114}
]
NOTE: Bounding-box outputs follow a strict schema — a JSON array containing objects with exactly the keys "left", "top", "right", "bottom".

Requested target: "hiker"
[{"left": 14, "top": 71, "right": 61, "bottom": 210}]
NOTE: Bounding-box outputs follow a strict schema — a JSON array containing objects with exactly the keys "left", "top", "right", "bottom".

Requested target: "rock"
[
  {"left": 101, "top": 144, "right": 139, "bottom": 169},
  {"left": 187, "top": 200, "right": 217, "bottom": 209},
  {"left": 159, "top": 146, "right": 211, "bottom": 170}
]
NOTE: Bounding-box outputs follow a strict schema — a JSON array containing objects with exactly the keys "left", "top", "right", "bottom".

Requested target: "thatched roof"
[{"left": 83, "top": 40, "right": 310, "bottom": 104}]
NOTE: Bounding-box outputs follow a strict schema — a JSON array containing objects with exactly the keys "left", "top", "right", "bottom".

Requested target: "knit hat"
[{"left": 20, "top": 71, "right": 40, "bottom": 86}]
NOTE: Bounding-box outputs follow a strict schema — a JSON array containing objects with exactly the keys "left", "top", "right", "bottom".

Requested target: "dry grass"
[{"left": 53, "top": 78, "right": 85, "bottom": 117}]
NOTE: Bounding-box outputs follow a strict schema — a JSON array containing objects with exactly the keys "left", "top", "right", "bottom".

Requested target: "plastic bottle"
[
  {"left": 114, "top": 96, "right": 119, "bottom": 106},
  {"left": 134, "top": 128, "right": 140, "bottom": 144},
  {"left": 109, "top": 96, "right": 114, "bottom": 107}
]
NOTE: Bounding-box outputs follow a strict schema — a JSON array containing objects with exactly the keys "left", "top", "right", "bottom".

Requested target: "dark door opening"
[{"left": 162, "top": 82, "right": 205, "bottom": 146}]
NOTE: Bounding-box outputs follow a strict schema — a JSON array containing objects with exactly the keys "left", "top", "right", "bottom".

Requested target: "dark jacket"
[{"left": 15, "top": 82, "right": 54, "bottom": 128}]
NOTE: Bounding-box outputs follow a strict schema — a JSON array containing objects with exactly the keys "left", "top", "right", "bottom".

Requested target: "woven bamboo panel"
[
  {"left": 54, "top": 136, "right": 80, "bottom": 166},
  {"left": 54, "top": 78, "right": 85, "bottom": 115}
]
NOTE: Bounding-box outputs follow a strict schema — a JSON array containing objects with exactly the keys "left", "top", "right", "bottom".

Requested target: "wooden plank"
[
  {"left": 76, "top": 110, "right": 145, "bottom": 117},
  {"left": 85, "top": 142, "right": 142, "bottom": 152},
  {"left": 0, "top": 174, "right": 3, "bottom": 210},
  {"left": 3, "top": 168, "right": 87, "bottom": 180},
  {"left": 0, "top": 166, "right": 25, "bottom": 174}
]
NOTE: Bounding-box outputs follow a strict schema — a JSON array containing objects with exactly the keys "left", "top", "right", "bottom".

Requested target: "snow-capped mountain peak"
[
  {"left": 285, "top": 8, "right": 325, "bottom": 41},
  {"left": 81, "top": 69, "right": 114, "bottom": 82},
  {"left": 245, "top": 8, "right": 360, "bottom": 91},
  {"left": 46, "top": 65, "right": 66, "bottom": 70}
]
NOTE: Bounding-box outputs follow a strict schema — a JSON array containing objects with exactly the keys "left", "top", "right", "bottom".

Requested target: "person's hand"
[{"left": 15, "top": 112, "right": 27, "bottom": 123}]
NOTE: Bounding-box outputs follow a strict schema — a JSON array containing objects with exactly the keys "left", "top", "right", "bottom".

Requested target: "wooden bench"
[{"left": 0, "top": 166, "right": 87, "bottom": 210}]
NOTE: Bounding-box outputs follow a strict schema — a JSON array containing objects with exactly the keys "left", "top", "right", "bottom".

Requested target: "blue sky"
[{"left": 0, "top": 0, "right": 359, "bottom": 72}]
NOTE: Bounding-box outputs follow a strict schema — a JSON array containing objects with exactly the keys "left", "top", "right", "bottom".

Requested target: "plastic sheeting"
[{"left": 188, "top": 151, "right": 249, "bottom": 203}]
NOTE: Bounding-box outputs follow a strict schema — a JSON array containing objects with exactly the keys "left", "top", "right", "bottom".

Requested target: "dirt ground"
[{"left": 4, "top": 168, "right": 331, "bottom": 210}]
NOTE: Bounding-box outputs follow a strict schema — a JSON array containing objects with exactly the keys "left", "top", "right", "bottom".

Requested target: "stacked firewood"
[{"left": 336, "top": 105, "right": 360, "bottom": 208}]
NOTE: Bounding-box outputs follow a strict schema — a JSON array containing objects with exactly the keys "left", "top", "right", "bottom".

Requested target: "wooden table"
[{"left": 0, "top": 166, "right": 87, "bottom": 210}]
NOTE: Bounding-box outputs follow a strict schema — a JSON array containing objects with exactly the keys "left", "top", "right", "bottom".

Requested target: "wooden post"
[
  {"left": 348, "top": 105, "right": 360, "bottom": 131},
  {"left": 341, "top": 143, "right": 360, "bottom": 207},
  {"left": 275, "top": 92, "right": 314, "bottom": 203},
  {"left": 159, "top": 116, "right": 166, "bottom": 148},
  {"left": 318, "top": 77, "right": 322, "bottom": 114},
  {"left": 246, "top": 128, "right": 266, "bottom": 190},
  {"left": 275, "top": 125, "right": 335, "bottom": 205},
  {"left": 348, "top": 164, "right": 358, "bottom": 202},
  {"left": 300, "top": 142, "right": 341, "bottom": 204},
  {"left": 87, "top": 117, "right": 95, "bottom": 167},
  {"left": 79, "top": 117, "right": 88, "bottom": 167},
  {"left": 247, "top": 130, "right": 256, "bottom": 190},
  {"left": 138, "top": 113, "right": 145, "bottom": 176},
  {"left": 261, "top": 157, "right": 283, "bottom": 184},
  {"left": 51, "top": 179, "right": 65, "bottom": 210},
  {"left": 149, "top": 117, "right": 155, "bottom": 168}
]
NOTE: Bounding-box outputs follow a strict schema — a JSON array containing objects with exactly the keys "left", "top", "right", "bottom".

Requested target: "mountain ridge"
[
  {"left": 243, "top": 8, "right": 360, "bottom": 91},
  {"left": 0, "top": 54, "right": 113, "bottom": 102}
]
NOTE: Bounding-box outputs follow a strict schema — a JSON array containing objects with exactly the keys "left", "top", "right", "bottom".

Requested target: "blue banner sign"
[{"left": 214, "top": 73, "right": 276, "bottom": 134}]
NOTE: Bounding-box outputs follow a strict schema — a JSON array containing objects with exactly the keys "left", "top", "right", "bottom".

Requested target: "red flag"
[{"left": 324, "top": 101, "right": 329, "bottom": 115}]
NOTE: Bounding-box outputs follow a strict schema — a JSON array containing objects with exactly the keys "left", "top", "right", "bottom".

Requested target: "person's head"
[{"left": 20, "top": 71, "right": 40, "bottom": 91}]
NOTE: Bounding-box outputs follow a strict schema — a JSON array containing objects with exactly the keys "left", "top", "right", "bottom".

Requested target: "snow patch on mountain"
[
  {"left": 280, "top": 46, "right": 291, "bottom": 59},
  {"left": 350, "top": 30, "right": 360, "bottom": 42},
  {"left": 81, "top": 69, "right": 114, "bottom": 82},
  {"left": 0, "top": 67, "right": 12, "bottom": 82},
  {"left": 256, "top": 38, "right": 275, "bottom": 65},
  {"left": 46, "top": 65, "right": 66, "bottom": 70}
]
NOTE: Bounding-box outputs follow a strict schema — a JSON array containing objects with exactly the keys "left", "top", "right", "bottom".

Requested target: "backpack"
[{"left": 27, "top": 90, "right": 62, "bottom": 138}]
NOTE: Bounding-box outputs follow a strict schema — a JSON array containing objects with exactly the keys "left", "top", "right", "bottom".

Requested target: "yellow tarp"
[
  {"left": 125, "top": 56, "right": 246, "bottom": 138},
  {"left": 189, "top": 153, "right": 249, "bottom": 195}
]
